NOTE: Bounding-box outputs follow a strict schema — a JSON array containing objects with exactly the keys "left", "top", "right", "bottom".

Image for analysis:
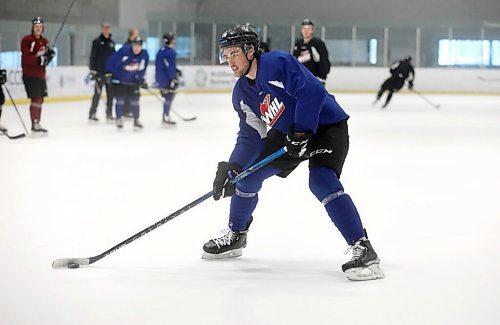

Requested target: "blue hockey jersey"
[
  {"left": 105, "top": 44, "right": 149, "bottom": 84},
  {"left": 229, "top": 51, "right": 349, "bottom": 168},
  {"left": 155, "top": 46, "right": 177, "bottom": 88}
]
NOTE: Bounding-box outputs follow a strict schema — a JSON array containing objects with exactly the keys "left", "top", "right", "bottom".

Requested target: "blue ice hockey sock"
[
  {"left": 229, "top": 191, "right": 258, "bottom": 231},
  {"left": 131, "top": 97, "right": 140, "bottom": 119},
  {"left": 115, "top": 97, "right": 124, "bottom": 118},
  {"left": 323, "top": 193, "right": 365, "bottom": 245}
]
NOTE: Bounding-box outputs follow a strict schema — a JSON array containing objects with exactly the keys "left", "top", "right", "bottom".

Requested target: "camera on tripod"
[{"left": 0, "top": 69, "right": 6, "bottom": 85}]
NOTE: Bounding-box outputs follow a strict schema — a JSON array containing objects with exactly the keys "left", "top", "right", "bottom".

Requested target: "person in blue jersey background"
[
  {"left": 156, "top": 32, "right": 182, "bottom": 125},
  {"left": 105, "top": 37, "right": 149, "bottom": 129},
  {"left": 202, "top": 25, "right": 384, "bottom": 281}
]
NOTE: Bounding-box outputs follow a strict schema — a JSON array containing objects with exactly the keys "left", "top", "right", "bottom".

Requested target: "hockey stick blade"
[
  {"left": 477, "top": 76, "right": 500, "bottom": 82},
  {"left": 145, "top": 88, "right": 198, "bottom": 122},
  {"left": 171, "top": 109, "right": 197, "bottom": 121},
  {"left": 410, "top": 89, "right": 440, "bottom": 109},
  {"left": 52, "top": 257, "right": 90, "bottom": 269},
  {"left": 1, "top": 129, "right": 26, "bottom": 139}
]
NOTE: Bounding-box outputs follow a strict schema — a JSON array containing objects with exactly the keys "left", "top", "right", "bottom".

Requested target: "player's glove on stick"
[
  {"left": 286, "top": 125, "right": 313, "bottom": 158},
  {"left": 213, "top": 162, "right": 243, "bottom": 200},
  {"left": 38, "top": 49, "right": 56, "bottom": 66},
  {"left": 104, "top": 73, "right": 113, "bottom": 83},
  {"left": 160, "top": 88, "right": 172, "bottom": 96},
  {"left": 169, "top": 78, "right": 179, "bottom": 91},
  {"left": 89, "top": 70, "right": 98, "bottom": 80}
]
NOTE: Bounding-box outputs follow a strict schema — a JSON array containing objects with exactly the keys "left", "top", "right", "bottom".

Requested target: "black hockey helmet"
[
  {"left": 131, "top": 36, "right": 143, "bottom": 46},
  {"left": 31, "top": 16, "right": 44, "bottom": 33},
  {"left": 163, "top": 32, "right": 175, "bottom": 45},
  {"left": 32, "top": 16, "right": 44, "bottom": 25},
  {"left": 404, "top": 55, "right": 413, "bottom": 62},
  {"left": 244, "top": 22, "right": 257, "bottom": 32},
  {"left": 219, "top": 25, "right": 259, "bottom": 63},
  {"left": 301, "top": 18, "right": 314, "bottom": 26}
]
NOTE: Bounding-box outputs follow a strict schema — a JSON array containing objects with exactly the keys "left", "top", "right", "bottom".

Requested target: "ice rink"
[{"left": 1, "top": 91, "right": 499, "bottom": 325}]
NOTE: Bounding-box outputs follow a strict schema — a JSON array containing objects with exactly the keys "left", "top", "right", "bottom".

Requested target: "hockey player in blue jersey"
[
  {"left": 155, "top": 32, "right": 181, "bottom": 125},
  {"left": 202, "top": 25, "right": 384, "bottom": 281},
  {"left": 105, "top": 37, "right": 149, "bottom": 129}
]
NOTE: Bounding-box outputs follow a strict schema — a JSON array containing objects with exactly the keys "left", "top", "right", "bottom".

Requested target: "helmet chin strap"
[
  {"left": 242, "top": 47, "right": 255, "bottom": 77},
  {"left": 243, "top": 57, "right": 254, "bottom": 77}
]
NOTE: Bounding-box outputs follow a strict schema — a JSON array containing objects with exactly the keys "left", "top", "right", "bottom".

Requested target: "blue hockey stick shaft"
[{"left": 52, "top": 147, "right": 287, "bottom": 268}]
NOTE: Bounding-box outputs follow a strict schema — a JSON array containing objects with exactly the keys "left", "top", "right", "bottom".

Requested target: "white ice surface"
[{"left": 1, "top": 92, "right": 499, "bottom": 325}]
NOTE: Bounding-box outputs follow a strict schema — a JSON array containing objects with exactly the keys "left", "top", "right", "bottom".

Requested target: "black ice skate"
[
  {"left": 116, "top": 117, "right": 124, "bottom": 129},
  {"left": 342, "top": 237, "right": 385, "bottom": 281},
  {"left": 88, "top": 114, "right": 99, "bottom": 122},
  {"left": 106, "top": 114, "right": 115, "bottom": 122},
  {"left": 202, "top": 217, "right": 253, "bottom": 260},
  {"left": 133, "top": 119, "right": 143, "bottom": 129},
  {"left": 31, "top": 121, "right": 48, "bottom": 135},
  {"left": 162, "top": 114, "right": 176, "bottom": 125}
]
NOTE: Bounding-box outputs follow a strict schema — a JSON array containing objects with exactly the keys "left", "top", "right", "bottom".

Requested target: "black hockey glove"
[
  {"left": 38, "top": 55, "right": 48, "bottom": 67},
  {"left": 286, "top": 125, "right": 313, "bottom": 158},
  {"left": 160, "top": 88, "right": 173, "bottom": 96},
  {"left": 408, "top": 81, "right": 414, "bottom": 90},
  {"left": 103, "top": 73, "right": 112, "bottom": 83},
  {"left": 46, "top": 49, "right": 55, "bottom": 63},
  {"left": 89, "top": 70, "right": 98, "bottom": 81},
  {"left": 168, "top": 78, "right": 179, "bottom": 91},
  {"left": 38, "top": 49, "right": 56, "bottom": 67},
  {"left": 213, "top": 162, "right": 243, "bottom": 200}
]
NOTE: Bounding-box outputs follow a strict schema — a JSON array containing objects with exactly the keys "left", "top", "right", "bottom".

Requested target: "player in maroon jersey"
[{"left": 21, "top": 17, "right": 55, "bottom": 134}]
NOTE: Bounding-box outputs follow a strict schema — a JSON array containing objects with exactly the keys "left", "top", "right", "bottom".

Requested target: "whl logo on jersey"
[{"left": 260, "top": 94, "right": 285, "bottom": 126}]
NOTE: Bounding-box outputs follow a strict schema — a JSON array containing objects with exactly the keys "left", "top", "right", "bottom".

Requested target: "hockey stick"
[
  {"left": 51, "top": 0, "right": 77, "bottom": 48},
  {"left": 477, "top": 76, "right": 500, "bottom": 82},
  {"left": 2, "top": 85, "right": 30, "bottom": 135},
  {"left": 1, "top": 129, "right": 26, "bottom": 139},
  {"left": 52, "top": 147, "right": 287, "bottom": 269},
  {"left": 410, "top": 89, "right": 440, "bottom": 109},
  {"left": 146, "top": 88, "right": 197, "bottom": 121}
]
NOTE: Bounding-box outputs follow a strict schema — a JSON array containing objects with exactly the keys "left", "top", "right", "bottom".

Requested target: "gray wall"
[
  {"left": 0, "top": 0, "right": 119, "bottom": 25},
  {"left": 119, "top": 0, "right": 500, "bottom": 29},
  {"left": 2, "top": 0, "right": 499, "bottom": 30}
]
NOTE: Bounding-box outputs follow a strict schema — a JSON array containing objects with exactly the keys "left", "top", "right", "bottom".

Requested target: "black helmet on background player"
[
  {"left": 404, "top": 55, "right": 413, "bottom": 62},
  {"left": 219, "top": 24, "right": 260, "bottom": 64},
  {"left": 163, "top": 32, "right": 175, "bottom": 45},
  {"left": 301, "top": 18, "right": 314, "bottom": 27},
  {"left": 130, "top": 36, "right": 143, "bottom": 46},
  {"left": 31, "top": 16, "right": 44, "bottom": 33}
]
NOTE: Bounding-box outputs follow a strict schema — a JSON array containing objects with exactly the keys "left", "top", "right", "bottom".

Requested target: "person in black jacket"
[
  {"left": 293, "top": 19, "right": 330, "bottom": 85},
  {"left": 374, "top": 56, "right": 415, "bottom": 108},
  {"left": 88, "top": 22, "right": 115, "bottom": 121}
]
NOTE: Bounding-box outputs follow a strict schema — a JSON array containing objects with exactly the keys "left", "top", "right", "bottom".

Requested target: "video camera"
[{"left": 0, "top": 69, "right": 6, "bottom": 85}]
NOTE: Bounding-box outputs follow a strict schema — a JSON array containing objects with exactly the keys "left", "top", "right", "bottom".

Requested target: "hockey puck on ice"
[{"left": 67, "top": 263, "right": 80, "bottom": 269}]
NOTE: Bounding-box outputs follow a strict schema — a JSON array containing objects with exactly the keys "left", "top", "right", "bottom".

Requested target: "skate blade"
[
  {"left": 201, "top": 249, "right": 243, "bottom": 260},
  {"left": 30, "top": 131, "right": 48, "bottom": 137},
  {"left": 345, "top": 263, "right": 385, "bottom": 281}
]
